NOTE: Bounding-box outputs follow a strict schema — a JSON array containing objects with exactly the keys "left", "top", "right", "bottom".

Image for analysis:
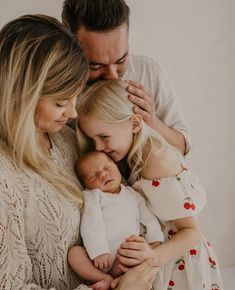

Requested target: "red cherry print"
[
  {"left": 212, "top": 260, "right": 216, "bottom": 266},
  {"left": 209, "top": 257, "right": 212, "bottom": 263},
  {"left": 178, "top": 264, "right": 185, "bottom": 270},
  {"left": 211, "top": 284, "right": 219, "bottom": 290},
  {"left": 168, "top": 229, "right": 174, "bottom": 236},
  {"left": 152, "top": 179, "right": 160, "bottom": 187},
  {"left": 190, "top": 249, "right": 197, "bottom": 255},
  {"left": 184, "top": 202, "right": 191, "bottom": 209},
  {"left": 169, "top": 280, "right": 175, "bottom": 286},
  {"left": 168, "top": 229, "right": 176, "bottom": 238},
  {"left": 207, "top": 241, "right": 211, "bottom": 247},
  {"left": 191, "top": 203, "right": 196, "bottom": 210}
]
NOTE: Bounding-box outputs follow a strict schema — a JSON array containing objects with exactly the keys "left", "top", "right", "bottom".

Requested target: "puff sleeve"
[{"left": 132, "top": 170, "right": 207, "bottom": 221}]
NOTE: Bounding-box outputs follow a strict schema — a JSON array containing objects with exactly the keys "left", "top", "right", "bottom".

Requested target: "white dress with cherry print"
[{"left": 131, "top": 168, "right": 223, "bottom": 290}]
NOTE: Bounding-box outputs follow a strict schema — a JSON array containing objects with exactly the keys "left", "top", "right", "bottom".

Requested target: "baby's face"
[{"left": 79, "top": 152, "right": 122, "bottom": 193}]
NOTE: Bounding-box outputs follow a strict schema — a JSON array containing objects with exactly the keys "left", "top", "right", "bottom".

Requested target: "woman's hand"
[
  {"left": 111, "top": 258, "right": 158, "bottom": 290},
  {"left": 117, "top": 235, "right": 157, "bottom": 268}
]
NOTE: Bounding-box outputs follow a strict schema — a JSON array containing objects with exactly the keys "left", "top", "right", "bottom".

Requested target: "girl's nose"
[{"left": 95, "top": 140, "right": 105, "bottom": 151}]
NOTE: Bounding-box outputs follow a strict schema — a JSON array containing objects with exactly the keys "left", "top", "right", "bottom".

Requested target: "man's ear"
[{"left": 131, "top": 114, "right": 142, "bottom": 133}]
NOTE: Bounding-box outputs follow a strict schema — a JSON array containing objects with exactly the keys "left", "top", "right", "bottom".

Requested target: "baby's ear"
[{"left": 131, "top": 114, "right": 142, "bottom": 133}]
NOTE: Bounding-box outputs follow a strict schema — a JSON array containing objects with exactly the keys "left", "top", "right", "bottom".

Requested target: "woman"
[{"left": 0, "top": 14, "right": 157, "bottom": 290}]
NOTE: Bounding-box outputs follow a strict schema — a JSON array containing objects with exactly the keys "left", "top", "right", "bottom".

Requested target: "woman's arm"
[{"left": 0, "top": 180, "right": 50, "bottom": 289}]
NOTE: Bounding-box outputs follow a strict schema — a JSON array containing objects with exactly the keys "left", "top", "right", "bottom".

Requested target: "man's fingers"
[{"left": 126, "top": 80, "right": 151, "bottom": 96}]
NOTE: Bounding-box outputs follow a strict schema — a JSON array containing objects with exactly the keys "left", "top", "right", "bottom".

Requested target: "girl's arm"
[
  {"left": 117, "top": 216, "right": 201, "bottom": 267},
  {"left": 152, "top": 216, "right": 201, "bottom": 266},
  {"left": 142, "top": 147, "right": 182, "bottom": 179}
]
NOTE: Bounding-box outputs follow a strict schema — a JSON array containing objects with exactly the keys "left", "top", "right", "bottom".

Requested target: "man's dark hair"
[{"left": 62, "top": 0, "right": 130, "bottom": 34}]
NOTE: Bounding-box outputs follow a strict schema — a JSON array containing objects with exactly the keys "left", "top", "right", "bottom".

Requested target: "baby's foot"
[{"left": 90, "top": 275, "right": 113, "bottom": 290}]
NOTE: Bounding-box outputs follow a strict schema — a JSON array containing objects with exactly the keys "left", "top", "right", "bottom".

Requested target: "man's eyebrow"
[
  {"left": 115, "top": 51, "right": 128, "bottom": 63},
  {"left": 89, "top": 51, "right": 128, "bottom": 66},
  {"left": 89, "top": 61, "right": 103, "bottom": 66}
]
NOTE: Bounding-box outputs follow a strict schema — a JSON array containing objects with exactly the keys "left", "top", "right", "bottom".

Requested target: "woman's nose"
[{"left": 64, "top": 97, "right": 78, "bottom": 118}]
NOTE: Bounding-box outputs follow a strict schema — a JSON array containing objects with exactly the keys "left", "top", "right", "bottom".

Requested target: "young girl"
[{"left": 76, "top": 79, "right": 223, "bottom": 290}]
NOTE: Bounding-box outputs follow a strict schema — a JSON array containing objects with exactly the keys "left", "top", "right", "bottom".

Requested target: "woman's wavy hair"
[
  {"left": 0, "top": 14, "right": 89, "bottom": 208},
  {"left": 76, "top": 79, "right": 167, "bottom": 178}
]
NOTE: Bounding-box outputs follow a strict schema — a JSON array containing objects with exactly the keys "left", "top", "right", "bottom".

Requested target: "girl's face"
[
  {"left": 35, "top": 96, "right": 77, "bottom": 133},
  {"left": 79, "top": 114, "right": 136, "bottom": 162}
]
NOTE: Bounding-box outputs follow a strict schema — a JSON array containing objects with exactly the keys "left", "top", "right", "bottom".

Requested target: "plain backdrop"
[{"left": 0, "top": 0, "right": 234, "bottom": 268}]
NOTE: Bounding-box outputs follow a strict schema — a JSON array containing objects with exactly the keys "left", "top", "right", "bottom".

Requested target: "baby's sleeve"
[
  {"left": 80, "top": 189, "right": 111, "bottom": 260},
  {"left": 131, "top": 188, "right": 164, "bottom": 243}
]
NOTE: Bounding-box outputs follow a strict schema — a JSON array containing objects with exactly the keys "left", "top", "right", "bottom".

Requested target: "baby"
[{"left": 68, "top": 151, "right": 163, "bottom": 290}]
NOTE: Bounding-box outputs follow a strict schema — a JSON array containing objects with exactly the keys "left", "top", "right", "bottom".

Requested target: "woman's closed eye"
[
  {"left": 56, "top": 101, "right": 68, "bottom": 107},
  {"left": 99, "top": 135, "right": 109, "bottom": 140}
]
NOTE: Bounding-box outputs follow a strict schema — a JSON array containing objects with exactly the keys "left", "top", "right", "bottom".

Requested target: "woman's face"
[{"left": 35, "top": 96, "right": 77, "bottom": 133}]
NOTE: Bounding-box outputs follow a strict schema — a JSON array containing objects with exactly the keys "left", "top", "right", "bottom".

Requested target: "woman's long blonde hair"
[
  {"left": 77, "top": 79, "right": 167, "bottom": 178},
  {"left": 0, "top": 15, "right": 88, "bottom": 208}
]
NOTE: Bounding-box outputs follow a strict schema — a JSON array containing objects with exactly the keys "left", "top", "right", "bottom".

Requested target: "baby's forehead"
[{"left": 79, "top": 152, "right": 111, "bottom": 172}]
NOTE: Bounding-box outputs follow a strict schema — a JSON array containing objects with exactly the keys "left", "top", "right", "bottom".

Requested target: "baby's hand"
[
  {"left": 94, "top": 253, "right": 113, "bottom": 270},
  {"left": 117, "top": 235, "right": 156, "bottom": 268}
]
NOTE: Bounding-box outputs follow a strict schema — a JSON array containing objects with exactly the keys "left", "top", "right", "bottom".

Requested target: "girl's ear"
[{"left": 131, "top": 114, "right": 142, "bottom": 133}]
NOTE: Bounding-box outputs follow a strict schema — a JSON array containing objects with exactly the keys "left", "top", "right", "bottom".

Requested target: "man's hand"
[{"left": 126, "top": 80, "right": 158, "bottom": 129}]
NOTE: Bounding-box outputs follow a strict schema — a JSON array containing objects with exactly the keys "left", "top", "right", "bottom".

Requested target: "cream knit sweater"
[{"left": 0, "top": 126, "right": 89, "bottom": 290}]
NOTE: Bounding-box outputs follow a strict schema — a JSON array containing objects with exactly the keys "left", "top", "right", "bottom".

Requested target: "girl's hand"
[{"left": 117, "top": 235, "right": 156, "bottom": 267}]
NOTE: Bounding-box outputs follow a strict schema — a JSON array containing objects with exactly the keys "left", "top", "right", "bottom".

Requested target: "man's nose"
[{"left": 103, "top": 65, "right": 119, "bottom": 79}]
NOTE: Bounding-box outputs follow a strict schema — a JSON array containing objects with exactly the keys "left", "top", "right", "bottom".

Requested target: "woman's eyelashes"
[{"left": 55, "top": 100, "right": 68, "bottom": 107}]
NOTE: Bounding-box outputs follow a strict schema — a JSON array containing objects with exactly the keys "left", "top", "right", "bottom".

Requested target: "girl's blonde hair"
[
  {"left": 0, "top": 15, "right": 89, "bottom": 208},
  {"left": 77, "top": 79, "right": 168, "bottom": 178}
]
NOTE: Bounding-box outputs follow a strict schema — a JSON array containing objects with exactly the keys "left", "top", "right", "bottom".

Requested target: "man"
[{"left": 62, "top": 0, "right": 191, "bottom": 155}]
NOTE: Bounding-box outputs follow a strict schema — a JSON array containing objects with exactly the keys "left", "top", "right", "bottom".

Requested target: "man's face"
[{"left": 77, "top": 23, "right": 129, "bottom": 84}]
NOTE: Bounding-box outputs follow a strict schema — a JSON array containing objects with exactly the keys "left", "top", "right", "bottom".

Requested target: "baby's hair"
[
  {"left": 75, "top": 151, "right": 114, "bottom": 186},
  {"left": 76, "top": 79, "right": 167, "bottom": 178}
]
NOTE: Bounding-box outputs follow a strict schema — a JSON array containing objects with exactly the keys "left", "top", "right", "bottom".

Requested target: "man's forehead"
[{"left": 77, "top": 25, "right": 128, "bottom": 58}]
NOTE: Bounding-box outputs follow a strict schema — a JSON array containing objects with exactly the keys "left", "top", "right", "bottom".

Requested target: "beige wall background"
[{"left": 0, "top": 0, "right": 234, "bottom": 268}]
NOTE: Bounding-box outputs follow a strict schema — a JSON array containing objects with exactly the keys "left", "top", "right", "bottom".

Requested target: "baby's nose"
[{"left": 99, "top": 171, "right": 108, "bottom": 179}]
